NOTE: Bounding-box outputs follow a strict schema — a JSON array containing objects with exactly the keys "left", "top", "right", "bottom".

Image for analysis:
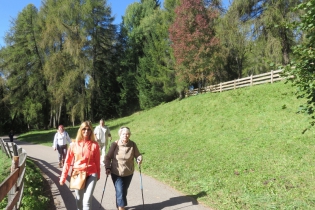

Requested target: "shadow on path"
[
  {"left": 28, "top": 156, "right": 107, "bottom": 210},
  {"left": 128, "top": 191, "right": 208, "bottom": 210}
]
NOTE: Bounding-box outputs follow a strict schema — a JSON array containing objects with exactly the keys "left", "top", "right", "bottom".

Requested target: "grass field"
[
  {"left": 7, "top": 81, "right": 315, "bottom": 209},
  {"left": 0, "top": 151, "right": 11, "bottom": 182}
]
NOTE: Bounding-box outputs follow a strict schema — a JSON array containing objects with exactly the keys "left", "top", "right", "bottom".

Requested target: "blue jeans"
[
  {"left": 111, "top": 173, "right": 133, "bottom": 208},
  {"left": 74, "top": 173, "right": 97, "bottom": 210}
]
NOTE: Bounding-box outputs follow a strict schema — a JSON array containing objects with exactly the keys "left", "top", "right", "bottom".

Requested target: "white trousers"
[{"left": 98, "top": 141, "right": 106, "bottom": 165}]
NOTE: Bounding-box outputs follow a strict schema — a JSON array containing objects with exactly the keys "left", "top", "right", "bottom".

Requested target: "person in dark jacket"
[{"left": 8, "top": 130, "right": 14, "bottom": 142}]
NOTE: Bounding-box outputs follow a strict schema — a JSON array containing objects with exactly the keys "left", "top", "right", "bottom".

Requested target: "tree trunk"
[
  {"left": 57, "top": 102, "right": 62, "bottom": 126},
  {"left": 281, "top": 29, "right": 290, "bottom": 65}
]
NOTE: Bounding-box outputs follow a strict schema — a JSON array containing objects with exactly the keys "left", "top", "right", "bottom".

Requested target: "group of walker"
[{"left": 53, "top": 119, "right": 143, "bottom": 210}]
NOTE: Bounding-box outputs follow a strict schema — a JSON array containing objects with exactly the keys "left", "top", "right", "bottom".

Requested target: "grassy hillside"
[{"left": 18, "top": 81, "right": 315, "bottom": 209}]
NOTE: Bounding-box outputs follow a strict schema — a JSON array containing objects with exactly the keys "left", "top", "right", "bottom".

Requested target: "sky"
[{"left": 0, "top": 0, "right": 229, "bottom": 48}]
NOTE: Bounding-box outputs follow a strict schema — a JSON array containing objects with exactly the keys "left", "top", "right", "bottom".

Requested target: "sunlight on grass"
[
  {"left": 0, "top": 151, "right": 11, "bottom": 181},
  {"left": 12, "top": 81, "right": 315, "bottom": 209}
]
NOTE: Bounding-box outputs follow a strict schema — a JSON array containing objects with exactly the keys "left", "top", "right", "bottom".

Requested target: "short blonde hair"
[
  {"left": 75, "top": 121, "right": 96, "bottom": 142},
  {"left": 118, "top": 126, "right": 131, "bottom": 136}
]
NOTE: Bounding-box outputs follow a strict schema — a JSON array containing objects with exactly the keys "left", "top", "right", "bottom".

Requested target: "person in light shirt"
[
  {"left": 53, "top": 125, "right": 71, "bottom": 168},
  {"left": 94, "top": 119, "right": 112, "bottom": 166}
]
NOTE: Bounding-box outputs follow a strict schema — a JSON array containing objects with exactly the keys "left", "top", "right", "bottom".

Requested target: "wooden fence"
[
  {"left": 0, "top": 138, "right": 27, "bottom": 210},
  {"left": 186, "top": 69, "right": 285, "bottom": 96}
]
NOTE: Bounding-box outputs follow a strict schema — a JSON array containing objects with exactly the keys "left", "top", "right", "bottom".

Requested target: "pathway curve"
[{"left": 10, "top": 139, "right": 212, "bottom": 210}]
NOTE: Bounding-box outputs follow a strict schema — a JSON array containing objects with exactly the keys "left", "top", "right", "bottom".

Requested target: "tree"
[
  {"left": 215, "top": 6, "right": 252, "bottom": 80},
  {"left": 232, "top": 0, "right": 303, "bottom": 71},
  {"left": 169, "top": 0, "right": 220, "bottom": 96},
  {"left": 39, "top": 0, "right": 96, "bottom": 126},
  {"left": 0, "top": 68, "right": 12, "bottom": 132},
  {"left": 284, "top": 1, "right": 315, "bottom": 133},
  {"left": 83, "top": 0, "right": 119, "bottom": 120},
  {"left": 123, "top": 0, "right": 167, "bottom": 109},
  {"left": 136, "top": 9, "right": 177, "bottom": 109},
  {"left": 0, "top": 4, "right": 49, "bottom": 130}
]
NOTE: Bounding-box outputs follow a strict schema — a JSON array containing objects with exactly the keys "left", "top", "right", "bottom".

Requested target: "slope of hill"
[
  {"left": 109, "top": 81, "right": 315, "bottom": 209},
  {"left": 15, "top": 81, "right": 315, "bottom": 209}
]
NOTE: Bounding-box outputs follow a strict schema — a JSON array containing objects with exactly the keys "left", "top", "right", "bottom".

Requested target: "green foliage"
[
  {"left": 39, "top": 0, "right": 92, "bottom": 124},
  {"left": 21, "top": 159, "right": 50, "bottom": 209},
  {"left": 169, "top": 0, "right": 220, "bottom": 89},
  {"left": 215, "top": 8, "right": 250, "bottom": 80},
  {"left": 114, "top": 24, "right": 140, "bottom": 116},
  {"left": 123, "top": 0, "right": 172, "bottom": 109},
  {"left": 284, "top": 0, "right": 315, "bottom": 132},
  {"left": 84, "top": 0, "right": 120, "bottom": 120},
  {"left": 0, "top": 74, "right": 11, "bottom": 133},
  {"left": 0, "top": 0, "right": 309, "bottom": 134},
  {"left": 0, "top": 156, "right": 50, "bottom": 209},
  {"left": 0, "top": 151, "right": 11, "bottom": 207},
  {"left": 137, "top": 9, "right": 177, "bottom": 109},
  {"left": 221, "top": 0, "right": 302, "bottom": 79},
  {"left": 0, "top": 4, "right": 48, "bottom": 130}
]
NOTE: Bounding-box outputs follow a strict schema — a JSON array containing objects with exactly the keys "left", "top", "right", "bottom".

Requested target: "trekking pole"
[
  {"left": 99, "top": 174, "right": 109, "bottom": 208},
  {"left": 139, "top": 164, "right": 144, "bottom": 209}
]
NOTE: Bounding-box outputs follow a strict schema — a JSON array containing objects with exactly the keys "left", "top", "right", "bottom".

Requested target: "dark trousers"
[
  {"left": 111, "top": 173, "right": 133, "bottom": 208},
  {"left": 56, "top": 144, "right": 67, "bottom": 162}
]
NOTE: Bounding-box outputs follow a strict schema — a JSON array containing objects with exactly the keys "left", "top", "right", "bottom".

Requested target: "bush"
[{"left": 0, "top": 157, "right": 51, "bottom": 210}]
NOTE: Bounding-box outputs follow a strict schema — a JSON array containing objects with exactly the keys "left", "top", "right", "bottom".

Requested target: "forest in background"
[{"left": 0, "top": 0, "right": 307, "bottom": 133}]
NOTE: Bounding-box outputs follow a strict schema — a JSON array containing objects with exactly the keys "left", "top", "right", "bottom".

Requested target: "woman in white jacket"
[{"left": 53, "top": 125, "right": 71, "bottom": 168}]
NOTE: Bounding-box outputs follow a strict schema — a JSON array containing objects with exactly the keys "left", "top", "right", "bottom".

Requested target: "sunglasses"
[{"left": 82, "top": 128, "right": 91, "bottom": 131}]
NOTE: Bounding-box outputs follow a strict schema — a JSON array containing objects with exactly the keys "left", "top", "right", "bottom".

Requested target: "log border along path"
[{"left": 9, "top": 139, "right": 212, "bottom": 210}]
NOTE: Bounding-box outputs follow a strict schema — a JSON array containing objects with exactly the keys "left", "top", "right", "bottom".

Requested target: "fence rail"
[
  {"left": 0, "top": 138, "right": 27, "bottom": 210},
  {"left": 187, "top": 69, "right": 286, "bottom": 96}
]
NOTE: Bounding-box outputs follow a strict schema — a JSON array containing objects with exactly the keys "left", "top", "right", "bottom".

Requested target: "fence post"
[
  {"left": 271, "top": 70, "right": 274, "bottom": 83},
  {"left": 234, "top": 79, "right": 236, "bottom": 89},
  {"left": 250, "top": 75, "right": 253, "bottom": 86},
  {"left": 9, "top": 149, "right": 19, "bottom": 210},
  {"left": 0, "top": 139, "right": 10, "bottom": 158},
  {"left": 220, "top": 82, "right": 222, "bottom": 92}
]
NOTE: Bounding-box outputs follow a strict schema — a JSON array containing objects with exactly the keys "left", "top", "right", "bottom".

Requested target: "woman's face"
[
  {"left": 81, "top": 126, "right": 91, "bottom": 139},
  {"left": 120, "top": 128, "right": 130, "bottom": 142}
]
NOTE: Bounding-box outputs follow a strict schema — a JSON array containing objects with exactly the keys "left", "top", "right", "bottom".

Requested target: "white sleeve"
[
  {"left": 53, "top": 133, "right": 58, "bottom": 148},
  {"left": 65, "top": 132, "right": 71, "bottom": 144},
  {"left": 94, "top": 126, "right": 98, "bottom": 135}
]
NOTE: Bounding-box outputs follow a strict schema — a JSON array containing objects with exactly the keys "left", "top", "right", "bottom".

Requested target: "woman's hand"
[
  {"left": 137, "top": 157, "right": 142, "bottom": 165},
  {"left": 59, "top": 181, "right": 64, "bottom": 185},
  {"left": 106, "top": 169, "right": 111, "bottom": 175}
]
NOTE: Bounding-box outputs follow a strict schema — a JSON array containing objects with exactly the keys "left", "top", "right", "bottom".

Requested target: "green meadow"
[{"left": 5, "top": 81, "right": 315, "bottom": 209}]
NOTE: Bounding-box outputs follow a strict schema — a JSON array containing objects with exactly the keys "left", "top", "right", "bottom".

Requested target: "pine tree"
[{"left": 0, "top": 4, "right": 49, "bottom": 129}]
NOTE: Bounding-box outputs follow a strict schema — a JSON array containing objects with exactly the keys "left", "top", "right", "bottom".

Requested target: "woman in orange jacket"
[{"left": 59, "top": 121, "right": 100, "bottom": 210}]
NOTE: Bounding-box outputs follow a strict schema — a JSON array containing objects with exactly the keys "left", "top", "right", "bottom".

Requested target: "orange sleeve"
[{"left": 59, "top": 143, "right": 74, "bottom": 184}]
